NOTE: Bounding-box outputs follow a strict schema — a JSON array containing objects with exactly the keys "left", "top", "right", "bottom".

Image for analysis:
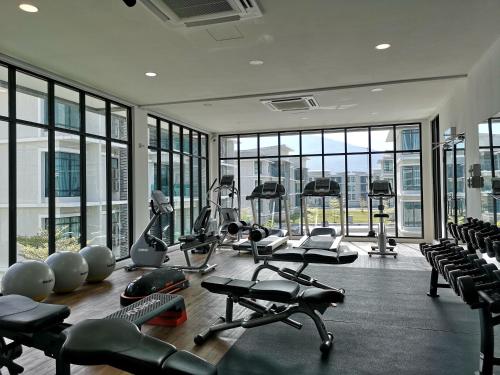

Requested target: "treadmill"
[
  {"left": 232, "top": 181, "right": 291, "bottom": 253},
  {"left": 294, "top": 177, "right": 344, "bottom": 251}
]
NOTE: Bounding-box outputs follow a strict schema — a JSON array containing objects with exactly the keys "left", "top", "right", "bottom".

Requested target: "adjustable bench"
[
  {"left": 0, "top": 294, "right": 216, "bottom": 375},
  {"left": 195, "top": 276, "right": 344, "bottom": 353},
  {"left": 258, "top": 246, "right": 358, "bottom": 290},
  {"left": 227, "top": 221, "right": 358, "bottom": 291}
]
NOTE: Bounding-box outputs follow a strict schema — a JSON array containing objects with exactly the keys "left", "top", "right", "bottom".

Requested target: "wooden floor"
[{"left": 15, "top": 241, "right": 429, "bottom": 374}]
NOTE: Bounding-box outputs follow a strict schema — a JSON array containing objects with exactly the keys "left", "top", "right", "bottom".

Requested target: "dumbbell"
[
  {"left": 441, "top": 256, "right": 485, "bottom": 281},
  {"left": 456, "top": 266, "right": 500, "bottom": 305},
  {"left": 473, "top": 227, "right": 499, "bottom": 254},
  {"left": 248, "top": 226, "right": 270, "bottom": 242},
  {"left": 227, "top": 221, "right": 248, "bottom": 235},
  {"left": 423, "top": 244, "right": 456, "bottom": 263},
  {"left": 448, "top": 262, "right": 497, "bottom": 295},
  {"left": 484, "top": 234, "right": 500, "bottom": 257},
  {"left": 428, "top": 246, "right": 465, "bottom": 268}
]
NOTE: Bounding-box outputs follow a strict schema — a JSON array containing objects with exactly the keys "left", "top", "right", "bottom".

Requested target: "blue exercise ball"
[{"left": 1, "top": 260, "right": 55, "bottom": 301}]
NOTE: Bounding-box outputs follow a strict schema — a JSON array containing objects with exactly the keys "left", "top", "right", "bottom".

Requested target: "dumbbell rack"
[{"left": 420, "top": 216, "right": 500, "bottom": 375}]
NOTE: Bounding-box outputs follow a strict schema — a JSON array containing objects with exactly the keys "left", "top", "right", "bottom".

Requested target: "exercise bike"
[
  {"left": 126, "top": 190, "right": 172, "bottom": 271},
  {"left": 367, "top": 180, "right": 397, "bottom": 258}
]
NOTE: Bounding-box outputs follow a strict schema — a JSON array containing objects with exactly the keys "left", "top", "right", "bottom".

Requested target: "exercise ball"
[
  {"left": 80, "top": 245, "right": 115, "bottom": 282},
  {"left": 46, "top": 251, "right": 88, "bottom": 293},
  {"left": 1, "top": 260, "right": 55, "bottom": 301}
]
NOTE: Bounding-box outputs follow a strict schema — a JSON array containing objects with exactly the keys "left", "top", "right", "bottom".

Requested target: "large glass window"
[
  {"left": 148, "top": 116, "right": 209, "bottom": 243},
  {"left": 1, "top": 64, "right": 131, "bottom": 266},
  {"left": 479, "top": 118, "right": 500, "bottom": 225},
  {"left": 219, "top": 123, "right": 423, "bottom": 238},
  {"left": 0, "top": 121, "right": 8, "bottom": 268},
  {"left": 17, "top": 124, "right": 49, "bottom": 261},
  {"left": 55, "top": 85, "right": 80, "bottom": 131},
  {"left": 0, "top": 66, "right": 8, "bottom": 117}
]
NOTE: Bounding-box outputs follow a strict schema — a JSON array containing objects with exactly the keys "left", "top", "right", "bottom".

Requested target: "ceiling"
[{"left": 1, "top": 0, "right": 500, "bottom": 133}]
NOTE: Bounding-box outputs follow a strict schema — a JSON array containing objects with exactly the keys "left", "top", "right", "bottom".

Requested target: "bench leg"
[
  {"left": 55, "top": 359, "right": 70, "bottom": 375},
  {"left": 427, "top": 267, "right": 440, "bottom": 298},
  {"left": 479, "top": 308, "right": 494, "bottom": 375}
]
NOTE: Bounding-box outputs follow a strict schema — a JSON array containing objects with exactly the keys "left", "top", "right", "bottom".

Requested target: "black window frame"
[
  {"left": 219, "top": 122, "right": 424, "bottom": 239},
  {"left": 147, "top": 114, "right": 209, "bottom": 244},
  {"left": 0, "top": 61, "right": 133, "bottom": 265}
]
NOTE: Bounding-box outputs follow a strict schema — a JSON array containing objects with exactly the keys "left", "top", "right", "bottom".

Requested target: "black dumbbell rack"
[{"left": 420, "top": 217, "right": 500, "bottom": 375}]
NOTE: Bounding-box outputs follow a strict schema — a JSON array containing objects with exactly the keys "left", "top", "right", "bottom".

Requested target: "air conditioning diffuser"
[{"left": 261, "top": 96, "right": 320, "bottom": 112}]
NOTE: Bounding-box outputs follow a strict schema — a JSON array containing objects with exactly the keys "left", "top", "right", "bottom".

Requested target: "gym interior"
[{"left": 1, "top": 1, "right": 500, "bottom": 374}]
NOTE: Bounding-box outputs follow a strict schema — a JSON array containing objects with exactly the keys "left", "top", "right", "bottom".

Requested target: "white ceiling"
[{"left": 1, "top": 0, "right": 500, "bottom": 132}]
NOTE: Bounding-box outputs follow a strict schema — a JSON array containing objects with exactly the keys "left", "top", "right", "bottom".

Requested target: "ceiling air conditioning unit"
[
  {"left": 140, "top": 0, "right": 262, "bottom": 27},
  {"left": 261, "top": 96, "right": 320, "bottom": 112}
]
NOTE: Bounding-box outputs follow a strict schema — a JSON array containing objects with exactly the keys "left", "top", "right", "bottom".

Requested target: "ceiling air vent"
[
  {"left": 261, "top": 96, "right": 320, "bottom": 112},
  {"left": 140, "top": 0, "right": 262, "bottom": 27}
]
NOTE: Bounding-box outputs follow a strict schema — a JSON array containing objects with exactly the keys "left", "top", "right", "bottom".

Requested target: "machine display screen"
[
  {"left": 314, "top": 178, "right": 331, "bottom": 193},
  {"left": 220, "top": 175, "right": 234, "bottom": 186},
  {"left": 262, "top": 182, "right": 278, "bottom": 195}
]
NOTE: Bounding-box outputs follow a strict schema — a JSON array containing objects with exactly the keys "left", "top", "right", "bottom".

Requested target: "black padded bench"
[
  {"left": 273, "top": 247, "right": 358, "bottom": 264},
  {"left": 195, "top": 276, "right": 343, "bottom": 353},
  {"left": 0, "top": 295, "right": 216, "bottom": 375}
]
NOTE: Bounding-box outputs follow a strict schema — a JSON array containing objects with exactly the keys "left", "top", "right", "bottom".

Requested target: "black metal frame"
[
  {"left": 218, "top": 123, "right": 424, "bottom": 239},
  {"left": 147, "top": 114, "right": 209, "bottom": 244},
  {"left": 443, "top": 142, "right": 466, "bottom": 229},
  {"left": 479, "top": 117, "right": 500, "bottom": 225},
  {"left": 431, "top": 115, "right": 442, "bottom": 239},
  {"left": 0, "top": 61, "right": 133, "bottom": 264}
]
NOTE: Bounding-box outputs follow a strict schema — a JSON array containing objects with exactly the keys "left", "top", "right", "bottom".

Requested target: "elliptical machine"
[
  {"left": 367, "top": 180, "right": 397, "bottom": 258},
  {"left": 215, "top": 175, "right": 241, "bottom": 247},
  {"left": 126, "top": 190, "right": 172, "bottom": 271}
]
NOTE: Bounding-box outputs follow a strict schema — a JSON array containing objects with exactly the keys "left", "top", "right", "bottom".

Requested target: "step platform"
[{"left": 108, "top": 293, "right": 187, "bottom": 327}]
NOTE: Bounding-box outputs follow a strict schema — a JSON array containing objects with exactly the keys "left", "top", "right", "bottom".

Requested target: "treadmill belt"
[{"left": 301, "top": 236, "right": 334, "bottom": 249}]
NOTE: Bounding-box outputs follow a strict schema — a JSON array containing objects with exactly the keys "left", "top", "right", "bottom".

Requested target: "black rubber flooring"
[{"left": 217, "top": 266, "right": 481, "bottom": 375}]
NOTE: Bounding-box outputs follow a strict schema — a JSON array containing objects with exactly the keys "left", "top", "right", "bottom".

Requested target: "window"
[
  {"left": 401, "top": 166, "right": 420, "bottom": 191},
  {"left": 479, "top": 118, "right": 500, "bottom": 225},
  {"left": 148, "top": 115, "right": 209, "bottom": 243},
  {"left": 383, "top": 160, "right": 393, "bottom": 173},
  {"left": 403, "top": 202, "right": 421, "bottom": 227},
  {"left": 45, "top": 152, "right": 80, "bottom": 197},
  {"left": 219, "top": 123, "right": 422, "bottom": 238},
  {"left": 44, "top": 216, "right": 81, "bottom": 238},
  {"left": 400, "top": 129, "right": 420, "bottom": 151},
  {"left": 2, "top": 64, "right": 132, "bottom": 266}
]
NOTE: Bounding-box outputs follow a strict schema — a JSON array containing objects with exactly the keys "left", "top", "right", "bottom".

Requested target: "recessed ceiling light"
[
  {"left": 19, "top": 3, "right": 38, "bottom": 12},
  {"left": 375, "top": 43, "right": 391, "bottom": 50},
  {"left": 249, "top": 60, "right": 264, "bottom": 66},
  {"left": 145, "top": 72, "right": 157, "bottom": 77},
  {"left": 371, "top": 88, "right": 384, "bottom": 92},
  {"left": 301, "top": 117, "right": 308, "bottom": 120},
  {"left": 371, "top": 112, "right": 379, "bottom": 115}
]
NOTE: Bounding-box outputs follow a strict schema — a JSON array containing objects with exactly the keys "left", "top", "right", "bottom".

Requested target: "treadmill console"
[
  {"left": 220, "top": 175, "right": 234, "bottom": 187},
  {"left": 370, "top": 180, "right": 393, "bottom": 196},
  {"left": 151, "top": 190, "right": 174, "bottom": 213},
  {"left": 492, "top": 178, "right": 500, "bottom": 195},
  {"left": 314, "top": 178, "right": 331, "bottom": 193},
  {"left": 262, "top": 182, "right": 278, "bottom": 197}
]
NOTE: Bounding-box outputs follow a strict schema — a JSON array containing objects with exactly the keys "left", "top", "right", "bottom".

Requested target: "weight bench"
[
  {"left": 0, "top": 294, "right": 216, "bottom": 375},
  {"left": 228, "top": 221, "right": 358, "bottom": 291},
  {"left": 195, "top": 276, "right": 344, "bottom": 353},
  {"left": 252, "top": 245, "right": 358, "bottom": 291}
]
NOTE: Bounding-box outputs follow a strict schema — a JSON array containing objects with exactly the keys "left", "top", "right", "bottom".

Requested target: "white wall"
[
  {"left": 436, "top": 36, "right": 500, "bottom": 218},
  {"left": 132, "top": 108, "right": 150, "bottom": 240}
]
